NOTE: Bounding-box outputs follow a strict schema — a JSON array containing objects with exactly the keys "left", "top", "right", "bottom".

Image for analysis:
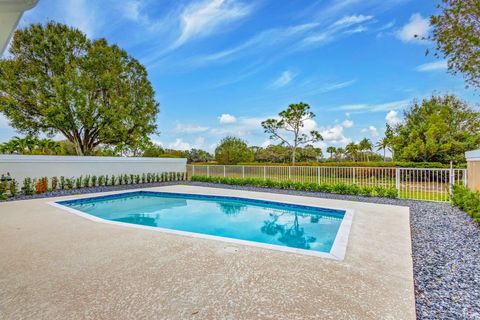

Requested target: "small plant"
[
  {"left": 75, "top": 176, "right": 83, "bottom": 189},
  {"left": 135, "top": 174, "right": 140, "bottom": 184},
  {"left": 130, "top": 174, "right": 135, "bottom": 184},
  {"left": 9, "top": 180, "right": 18, "bottom": 197},
  {"left": 123, "top": 174, "right": 129, "bottom": 184},
  {"left": 51, "top": 176, "right": 58, "bottom": 190},
  {"left": 59, "top": 176, "right": 66, "bottom": 190},
  {"left": 98, "top": 175, "right": 104, "bottom": 186},
  {"left": 146, "top": 173, "right": 151, "bottom": 183},
  {"left": 105, "top": 175, "right": 110, "bottom": 186},
  {"left": 91, "top": 175, "right": 97, "bottom": 187},
  {"left": 66, "top": 178, "right": 74, "bottom": 190},
  {"left": 141, "top": 173, "right": 146, "bottom": 184},
  {"left": 83, "top": 175, "right": 91, "bottom": 188},
  {"left": 0, "top": 181, "right": 7, "bottom": 200},
  {"left": 35, "top": 177, "right": 48, "bottom": 194},
  {"left": 110, "top": 175, "right": 116, "bottom": 186},
  {"left": 118, "top": 175, "right": 124, "bottom": 185}
]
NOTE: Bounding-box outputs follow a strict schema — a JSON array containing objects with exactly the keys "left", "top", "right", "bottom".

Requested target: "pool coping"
[{"left": 47, "top": 190, "right": 354, "bottom": 260}]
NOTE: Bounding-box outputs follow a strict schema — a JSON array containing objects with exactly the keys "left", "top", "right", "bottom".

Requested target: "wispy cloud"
[
  {"left": 270, "top": 71, "right": 296, "bottom": 88},
  {"left": 175, "top": 123, "right": 210, "bottom": 133},
  {"left": 396, "top": 13, "right": 430, "bottom": 43},
  {"left": 63, "top": 0, "right": 98, "bottom": 38},
  {"left": 302, "top": 14, "right": 373, "bottom": 46},
  {"left": 337, "top": 99, "right": 410, "bottom": 112},
  {"left": 170, "top": 0, "right": 253, "bottom": 50},
  {"left": 416, "top": 60, "right": 448, "bottom": 72}
]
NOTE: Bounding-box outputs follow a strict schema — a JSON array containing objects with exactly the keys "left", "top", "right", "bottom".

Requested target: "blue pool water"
[{"left": 58, "top": 191, "right": 346, "bottom": 254}]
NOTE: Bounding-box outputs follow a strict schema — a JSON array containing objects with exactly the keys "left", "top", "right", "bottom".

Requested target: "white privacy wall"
[{"left": 0, "top": 155, "right": 187, "bottom": 182}]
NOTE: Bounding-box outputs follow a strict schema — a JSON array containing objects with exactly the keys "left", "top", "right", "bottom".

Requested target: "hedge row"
[
  {"left": 191, "top": 175, "right": 398, "bottom": 198},
  {"left": 0, "top": 172, "right": 186, "bottom": 200},
  {"left": 451, "top": 185, "right": 480, "bottom": 223}
]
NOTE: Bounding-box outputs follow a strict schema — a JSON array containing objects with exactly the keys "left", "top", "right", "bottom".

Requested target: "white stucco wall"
[{"left": 0, "top": 155, "right": 187, "bottom": 182}]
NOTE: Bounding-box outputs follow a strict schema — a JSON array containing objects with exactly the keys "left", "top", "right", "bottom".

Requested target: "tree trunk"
[{"left": 292, "top": 146, "right": 296, "bottom": 166}]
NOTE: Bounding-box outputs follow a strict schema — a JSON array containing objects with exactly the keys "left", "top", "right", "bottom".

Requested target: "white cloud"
[
  {"left": 361, "top": 125, "right": 378, "bottom": 137},
  {"left": 416, "top": 60, "right": 448, "bottom": 72},
  {"left": 396, "top": 13, "right": 430, "bottom": 43},
  {"left": 219, "top": 113, "right": 237, "bottom": 124},
  {"left": 171, "top": 0, "right": 252, "bottom": 49},
  {"left": 341, "top": 119, "right": 354, "bottom": 128},
  {"left": 386, "top": 110, "right": 401, "bottom": 126},
  {"left": 300, "top": 119, "right": 318, "bottom": 133},
  {"left": 175, "top": 123, "right": 210, "bottom": 133},
  {"left": 168, "top": 138, "right": 191, "bottom": 150},
  {"left": 271, "top": 71, "right": 295, "bottom": 88},
  {"left": 320, "top": 125, "right": 350, "bottom": 145}
]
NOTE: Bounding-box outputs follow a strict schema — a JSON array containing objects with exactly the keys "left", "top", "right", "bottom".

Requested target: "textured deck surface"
[{"left": 0, "top": 185, "right": 415, "bottom": 319}]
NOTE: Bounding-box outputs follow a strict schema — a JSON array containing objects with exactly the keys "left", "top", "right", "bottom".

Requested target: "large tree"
[
  {"left": 430, "top": 0, "right": 480, "bottom": 88},
  {"left": 215, "top": 136, "right": 254, "bottom": 165},
  {"left": 391, "top": 94, "right": 480, "bottom": 163},
  {"left": 0, "top": 22, "right": 159, "bottom": 155},
  {"left": 261, "top": 102, "right": 323, "bottom": 166}
]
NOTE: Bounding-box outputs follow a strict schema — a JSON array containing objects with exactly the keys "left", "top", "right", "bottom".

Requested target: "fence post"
[
  {"left": 288, "top": 166, "right": 291, "bottom": 180},
  {"left": 396, "top": 168, "right": 400, "bottom": 198},
  {"left": 264, "top": 166, "right": 266, "bottom": 180},
  {"left": 242, "top": 166, "right": 245, "bottom": 178},
  {"left": 464, "top": 169, "right": 468, "bottom": 187},
  {"left": 192, "top": 165, "right": 195, "bottom": 177},
  {"left": 317, "top": 167, "right": 320, "bottom": 184},
  {"left": 353, "top": 167, "right": 356, "bottom": 185},
  {"left": 224, "top": 165, "right": 226, "bottom": 177},
  {"left": 449, "top": 162, "right": 453, "bottom": 195},
  {"left": 207, "top": 165, "right": 210, "bottom": 177}
]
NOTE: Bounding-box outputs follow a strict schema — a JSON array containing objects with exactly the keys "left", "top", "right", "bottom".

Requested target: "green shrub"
[
  {"left": 83, "top": 175, "right": 90, "bottom": 188},
  {"left": 91, "top": 175, "right": 97, "bottom": 187},
  {"left": 191, "top": 175, "right": 397, "bottom": 199},
  {"left": 22, "top": 178, "right": 33, "bottom": 195},
  {"left": 452, "top": 185, "right": 480, "bottom": 223}
]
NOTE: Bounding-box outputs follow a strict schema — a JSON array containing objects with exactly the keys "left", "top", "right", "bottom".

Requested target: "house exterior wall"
[{"left": 465, "top": 150, "right": 480, "bottom": 192}]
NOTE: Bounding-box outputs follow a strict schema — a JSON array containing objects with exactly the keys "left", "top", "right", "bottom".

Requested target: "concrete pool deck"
[{"left": 0, "top": 185, "right": 415, "bottom": 319}]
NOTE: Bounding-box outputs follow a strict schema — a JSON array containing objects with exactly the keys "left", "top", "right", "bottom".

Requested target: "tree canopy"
[
  {"left": 0, "top": 22, "right": 159, "bottom": 156},
  {"left": 430, "top": 0, "right": 480, "bottom": 88},
  {"left": 215, "top": 136, "right": 254, "bottom": 165},
  {"left": 390, "top": 94, "right": 480, "bottom": 163},
  {"left": 261, "top": 102, "right": 323, "bottom": 165}
]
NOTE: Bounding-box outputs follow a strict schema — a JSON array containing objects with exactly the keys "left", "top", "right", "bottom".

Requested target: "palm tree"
[
  {"left": 326, "top": 146, "right": 336, "bottom": 160},
  {"left": 345, "top": 142, "right": 358, "bottom": 161},
  {"left": 359, "top": 138, "right": 372, "bottom": 162},
  {"left": 335, "top": 147, "right": 345, "bottom": 161},
  {"left": 375, "top": 137, "right": 390, "bottom": 161}
]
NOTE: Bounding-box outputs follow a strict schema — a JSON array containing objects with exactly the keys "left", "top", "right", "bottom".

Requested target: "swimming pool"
[{"left": 52, "top": 191, "right": 353, "bottom": 259}]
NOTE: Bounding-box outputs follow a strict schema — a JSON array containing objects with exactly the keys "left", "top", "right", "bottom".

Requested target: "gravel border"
[{"left": 2, "top": 181, "right": 479, "bottom": 319}]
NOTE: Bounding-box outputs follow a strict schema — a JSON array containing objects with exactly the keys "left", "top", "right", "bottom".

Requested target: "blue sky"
[{"left": 0, "top": 0, "right": 477, "bottom": 153}]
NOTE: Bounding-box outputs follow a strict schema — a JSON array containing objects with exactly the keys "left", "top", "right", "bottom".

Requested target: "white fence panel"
[{"left": 187, "top": 164, "right": 467, "bottom": 202}]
